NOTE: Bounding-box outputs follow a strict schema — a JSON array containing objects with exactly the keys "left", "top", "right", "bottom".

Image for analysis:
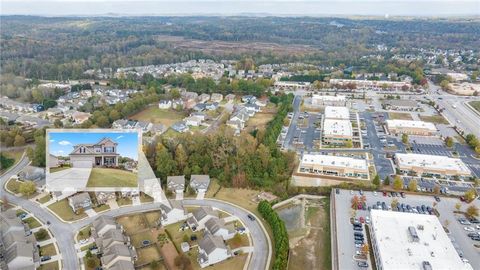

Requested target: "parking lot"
[{"left": 333, "top": 189, "right": 480, "bottom": 270}]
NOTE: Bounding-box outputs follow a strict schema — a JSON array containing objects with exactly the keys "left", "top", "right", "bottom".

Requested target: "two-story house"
[{"left": 69, "top": 137, "right": 119, "bottom": 168}]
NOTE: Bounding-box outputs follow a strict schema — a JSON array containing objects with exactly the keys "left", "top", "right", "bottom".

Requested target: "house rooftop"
[{"left": 198, "top": 233, "right": 227, "bottom": 255}]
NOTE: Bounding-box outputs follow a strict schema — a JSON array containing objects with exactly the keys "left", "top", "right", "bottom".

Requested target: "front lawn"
[
  {"left": 76, "top": 226, "right": 92, "bottom": 241},
  {"left": 83, "top": 256, "right": 101, "bottom": 270},
  {"left": 0, "top": 149, "right": 23, "bottom": 174},
  {"left": 49, "top": 166, "right": 71, "bottom": 173},
  {"left": 469, "top": 101, "right": 480, "bottom": 113},
  {"left": 37, "top": 261, "right": 60, "bottom": 270},
  {"left": 47, "top": 199, "right": 87, "bottom": 221},
  {"left": 117, "top": 197, "right": 132, "bottom": 206},
  {"left": 38, "top": 194, "right": 52, "bottom": 204},
  {"left": 226, "top": 233, "right": 249, "bottom": 249},
  {"left": 86, "top": 168, "right": 137, "bottom": 187},
  {"left": 39, "top": 243, "right": 57, "bottom": 256},
  {"left": 6, "top": 178, "right": 20, "bottom": 193},
  {"left": 93, "top": 204, "right": 110, "bottom": 213},
  {"left": 23, "top": 217, "right": 41, "bottom": 229},
  {"left": 129, "top": 106, "right": 185, "bottom": 128}
]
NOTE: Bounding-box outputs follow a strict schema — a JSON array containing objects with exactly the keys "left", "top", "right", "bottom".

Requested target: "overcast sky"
[{"left": 1, "top": 0, "right": 479, "bottom": 16}]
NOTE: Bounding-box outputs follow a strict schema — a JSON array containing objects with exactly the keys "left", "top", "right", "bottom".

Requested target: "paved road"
[
  {"left": 1, "top": 155, "right": 271, "bottom": 270},
  {"left": 427, "top": 81, "right": 480, "bottom": 138},
  {"left": 283, "top": 94, "right": 302, "bottom": 150}
]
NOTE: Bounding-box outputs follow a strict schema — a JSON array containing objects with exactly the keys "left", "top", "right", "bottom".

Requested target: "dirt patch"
[{"left": 287, "top": 200, "right": 330, "bottom": 270}]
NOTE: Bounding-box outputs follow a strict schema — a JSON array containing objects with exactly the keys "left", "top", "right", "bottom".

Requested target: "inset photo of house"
[{"left": 46, "top": 129, "right": 141, "bottom": 191}]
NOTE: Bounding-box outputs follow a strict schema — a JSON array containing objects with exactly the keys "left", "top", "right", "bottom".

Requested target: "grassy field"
[
  {"left": 48, "top": 199, "right": 87, "bottom": 221},
  {"left": 419, "top": 114, "right": 449, "bottom": 124},
  {"left": 129, "top": 106, "right": 185, "bottom": 127},
  {"left": 86, "top": 168, "right": 137, "bottom": 187},
  {"left": 38, "top": 194, "right": 52, "bottom": 204},
  {"left": 6, "top": 178, "right": 20, "bottom": 194},
  {"left": 35, "top": 230, "right": 51, "bottom": 241},
  {"left": 93, "top": 204, "right": 110, "bottom": 213},
  {"left": 135, "top": 245, "right": 162, "bottom": 267},
  {"left": 117, "top": 214, "right": 150, "bottom": 235},
  {"left": 226, "top": 234, "right": 249, "bottom": 249},
  {"left": 245, "top": 111, "right": 276, "bottom": 132},
  {"left": 117, "top": 197, "right": 132, "bottom": 206},
  {"left": 469, "top": 101, "right": 480, "bottom": 113},
  {"left": 49, "top": 166, "right": 70, "bottom": 173},
  {"left": 0, "top": 149, "right": 23, "bottom": 174},
  {"left": 76, "top": 226, "right": 91, "bottom": 241},
  {"left": 83, "top": 256, "right": 101, "bottom": 270},
  {"left": 388, "top": 112, "right": 413, "bottom": 120},
  {"left": 23, "top": 217, "right": 41, "bottom": 229},
  {"left": 37, "top": 261, "right": 60, "bottom": 270},
  {"left": 286, "top": 198, "right": 331, "bottom": 270},
  {"left": 164, "top": 221, "right": 202, "bottom": 251},
  {"left": 39, "top": 243, "right": 57, "bottom": 256}
]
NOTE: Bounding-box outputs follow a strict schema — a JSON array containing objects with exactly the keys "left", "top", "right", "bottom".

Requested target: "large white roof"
[
  {"left": 370, "top": 210, "right": 473, "bottom": 270},
  {"left": 324, "top": 106, "right": 350, "bottom": 120},
  {"left": 395, "top": 153, "right": 471, "bottom": 174},
  {"left": 312, "top": 95, "right": 346, "bottom": 101},
  {"left": 323, "top": 119, "right": 352, "bottom": 137},
  {"left": 301, "top": 154, "right": 368, "bottom": 171},
  {"left": 386, "top": 120, "right": 437, "bottom": 131}
]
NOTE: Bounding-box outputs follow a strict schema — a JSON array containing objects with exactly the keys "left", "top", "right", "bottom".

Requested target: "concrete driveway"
[{"left": 47, "top": 168, "right": 92, "bottom": 190}]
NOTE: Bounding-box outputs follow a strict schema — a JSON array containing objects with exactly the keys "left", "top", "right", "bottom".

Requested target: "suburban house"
[
  {"left": 244, "top": 104, "right": 261, "bottom": 116},
  {"left": 198, "top": 233, "right": 230, "bottom": 268},
  {"left": 190, "top": 175, "right": 211, "bottom": 194},
  {"left": 242, "top": 95, "right": 256, "bottom": 104},
  {"left": 17, "top": 166, "right": 45, "bottom": 183},
  {"left": 187, "top": 206, "right": 218, "bottom": 231},
  {"left": 158, "top": 100, "right": 173, "bottom": 109},
  {"left": 191, "top": 112, "right": 207, "bottom": 121},
  {"left": 68, "top": 193, "right": 92, "bottom": 213},
  {"left": 205, "top": 218, "right": 236, "bottom": 240},
  {"left": 95, "top": 192, "right": 116, "bottom": 205},
  {"left": 69, "top": 137, "right": 120, "bottom": 168},
  {"left": 172, "top": 99, "right": 184, "bottom": 110},
  {"left": 159, "top": 200, "right": 188, "bottom": 226},
  {"left": 198, "top": 93, "right": 211, "bottom": 103},
  {"left": 185, "top": 115, "right": 203, "bottom": 127},
  {"left": 48, "top": 154, "right": 59, "bottom": 168},
  {"left": 225, "top": 94, "right": 235, "bottom": 102},
  {"left": 167, "top": 175, "right": 185, "bottom": 194},
  {"left": 210, "top": 93, "right": 223, "bottom": 103},
  {"left": 0, "top": 210, "right": 40, "bottom": 270},
  {"left": 171, "top": 122, "right": 189, "bottom": 133},
  {"left": 205, "top": 102, "right": 219, "bottom": 111},
  {"left": 92, "top": 216, "right": 123, "bottom": 237},
  {"left": 193, "top": 103, "right": 207, "bottom": 112},
  {"left": 71, "top": 111, "right": 91, "bottom": 124},
  {"left": 91, "top": 216, "right": 136, "bottom": 269}
]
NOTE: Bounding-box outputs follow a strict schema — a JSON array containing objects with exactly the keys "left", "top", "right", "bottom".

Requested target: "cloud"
[
  {"left": 49, "top": 139, "right": 55, "bottom": 142},
  {"left": 58, "top": 140, "right": 71, "bottom": 146},
  {"left": 116, "top": 135, "right": 124, "bottom": 140}
]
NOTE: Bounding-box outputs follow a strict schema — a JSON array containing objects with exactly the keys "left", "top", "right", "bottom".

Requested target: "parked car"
[
  {"left": 247, "top": 214, "right": 256, "bottom": 221},
  {"left": 464, "top": 227, "right": 475, "bottom": 232},
  {"left": 357, "top": 261, "right": 369, "bottom": 268},
  {"left": 434, "top": 196, "right": 441, "bottom": 202},
  {"left": 41, "top": 256, "right": 51, "bottom": 262}
]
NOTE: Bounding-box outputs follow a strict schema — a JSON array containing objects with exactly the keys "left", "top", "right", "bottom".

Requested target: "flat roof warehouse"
[{"left": 369, "top": 210, "right": 472, "bottom": 270}]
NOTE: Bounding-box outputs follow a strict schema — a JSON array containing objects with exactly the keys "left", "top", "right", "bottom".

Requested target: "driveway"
[{"left": 47, "top": 168, "right": 92, "bottom": 191}]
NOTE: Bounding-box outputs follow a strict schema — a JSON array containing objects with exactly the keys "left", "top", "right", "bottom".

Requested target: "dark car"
[
  {"left": 354, "top": 232, "right": 363, "bottom": 236},
  {"left": 354, "top": 240, "right": 364, "bottom": 245},
  {"left": 400, "top": 192, "right": 406, "bottom": 198},
  {"left": 469, "top": 218, "right": 480, "bottom": 224},
  {"left": 336, "top": 189, "right": 340, "bottom": 194},
  {"left": 247, "top": 214, "right": 256, "bottom": 221},
  {"left": 434, "top": 196, "right": 441, "bottom": 202},
  {"left": 421, "top": 205, "right": 426, "bottom": 212},
  {"left": 357, "top": 261, "right": 369, "bottom": 268},
  {"left": 41, "top": 256, "right": 51, "bottom": 262},
  {"left": 471, "top": 236, "right": 480, "bottom": 241},
  {"left": 467, "top": 233, "right": 479, "bottom": 237}
]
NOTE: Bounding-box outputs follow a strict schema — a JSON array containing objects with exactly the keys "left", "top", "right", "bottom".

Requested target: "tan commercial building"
[
  {"left": 322, "top": 106, "right": 356, "bottom": 146},
  {"left": 386, "top": 120, "right": 437, "bottom": 136},
  {"left": 299, "top": 154, "right": 369, "bottom": 179},
  {"left": 329, "top": 78, "right": 412, "bottom": 90},
  {"left": 311, "top": 95, "right": 347, "bottom": 107},
  {"left": 395, "top": 153, "right": 471, "bottom": 179}
]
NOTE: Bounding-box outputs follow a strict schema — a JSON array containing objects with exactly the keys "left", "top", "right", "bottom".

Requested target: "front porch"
[{"left": 94, "top": 156, "right": 118, "bottom": 167}]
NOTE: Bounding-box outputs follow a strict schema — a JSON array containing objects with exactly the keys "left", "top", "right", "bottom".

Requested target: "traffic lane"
[
  {"left": 183, "top": 199, "right": 270, "bottom": 270},
  {"left": 283, "top": 95, "right": 302, "bottom": 149}
]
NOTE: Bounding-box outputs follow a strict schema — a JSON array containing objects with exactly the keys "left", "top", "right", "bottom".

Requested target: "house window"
[{"left": 104, "top": 147, "right": 115, "bottom": 153}]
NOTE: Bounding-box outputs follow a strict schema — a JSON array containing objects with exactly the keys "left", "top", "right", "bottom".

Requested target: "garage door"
[{"left": 71, "top": 158, "right": 93, "bottom": 168}]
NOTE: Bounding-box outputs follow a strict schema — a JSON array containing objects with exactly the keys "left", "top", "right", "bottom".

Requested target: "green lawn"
[
  {"left": 93, "top": 204, "right": 110, "bottom": 213},
  {"left": 23, "top": 217, "right": 41, "bottom": 229},
  {"left": 37, "top": 261, "right": 60, "bottom": 270},
  {"left": 469, "top": 101, "right": 480, "bottom": 113},
  {"left": 49, "top": 166, "right": 71, "bottom": 173},
  {"left": 39, "top": 243, "right": 57, "bottom": 256},
  {"left": 76, "top": 226, "right": 91, "bottom": 241},
  {"left": 117, "top": 197, "right": 132, "bottom": 206},
  {"left": 6, "top": 178, "right": 20, "bottom": 193},
  {"left": 38, "top": 194, "right": 53, "bottom": 204},
  {"left": 86, "top": 168, "right": 137, "bottom": 187},
  {"left": 35, "top": 230, "right": 51, "bottom": 241},
  {"left": 388, "top": 112, "right": 413, "bottom": 120},
  {"left": 129, "top": 106, "right": 185, "bottom": 127},
  {"left": 419, "top": 114, "right": 449, "bottom": 124},
  {"left": 83, "top": 256, "right": 101, "bottom": 270},
  {"left": 47, "top": 199, "right": 87, "bottom": 221}
]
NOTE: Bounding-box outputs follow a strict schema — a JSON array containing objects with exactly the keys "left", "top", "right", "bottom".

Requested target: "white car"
[
  {"left": 464, "top": 227, "right": 475, "bottom": 232},
  {"left": 373, "top": 191, "right": 377, "bottom": 196},
  {"left": 365, "top": 217, "right": 370, "bottom": 224},
  {"left": 476, "top": 225, "right": 480, "bottom": 230}
]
